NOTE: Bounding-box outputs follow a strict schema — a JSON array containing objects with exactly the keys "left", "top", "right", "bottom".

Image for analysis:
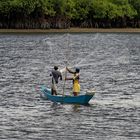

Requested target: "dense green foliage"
[{"left": 0, "top": 0, "right": 140, "bottom": 28}]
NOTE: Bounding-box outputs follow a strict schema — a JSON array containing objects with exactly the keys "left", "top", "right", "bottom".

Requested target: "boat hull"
[{"left": 40, "top": 86, "right": 95, "bottom": 105}]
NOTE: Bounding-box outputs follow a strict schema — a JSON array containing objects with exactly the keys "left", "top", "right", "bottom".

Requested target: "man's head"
[
  {"left": 54, "top": 66, "right": 58, "bottom": 70},
  {"left": 75, "top": 67, "right": 80, "bottom": 73}
]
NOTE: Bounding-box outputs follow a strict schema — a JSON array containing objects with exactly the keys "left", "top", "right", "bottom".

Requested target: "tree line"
[{"left": 0, "top": 0, "right": 140, "bottom": 29}]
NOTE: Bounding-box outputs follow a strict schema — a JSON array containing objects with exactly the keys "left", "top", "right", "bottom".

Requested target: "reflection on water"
[{"left": 0, "top": 33, "right": 140, "bottom": 140}]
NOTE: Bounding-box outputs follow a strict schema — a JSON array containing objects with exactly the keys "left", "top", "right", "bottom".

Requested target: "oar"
[{"left": 62, "top": 65, "right": 67, "bottom": 96}]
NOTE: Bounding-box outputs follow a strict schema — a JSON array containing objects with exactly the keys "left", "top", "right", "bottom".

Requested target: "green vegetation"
[{"left": 0, "top": 0, "right": 140, "bottom": 28}]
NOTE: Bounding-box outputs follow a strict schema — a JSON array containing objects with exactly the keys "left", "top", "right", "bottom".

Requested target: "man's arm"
[
  {"left": 66, "top": 67, "right": 75, "bottom": 74},
  {"left": 65, "top": 77, "right": 73, "bottom": 80},
  {"left": 60, "top": 73, "right": 62, "bottom": 80}
]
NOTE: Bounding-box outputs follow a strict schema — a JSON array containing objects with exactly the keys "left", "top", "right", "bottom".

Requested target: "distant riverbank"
[{"left": 0, "top": 28, "right": 140, "bottom": 33}]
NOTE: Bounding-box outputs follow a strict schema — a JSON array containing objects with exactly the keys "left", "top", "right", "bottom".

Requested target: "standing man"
[
  {"left": 50, "top": 66, "right": 62, "bottom": 95},
  {"left": 65, "top": 67, "right": 80, "bottom": 96}
]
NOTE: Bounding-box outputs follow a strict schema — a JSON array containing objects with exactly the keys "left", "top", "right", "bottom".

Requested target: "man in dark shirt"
[{"left": 50, "top": 66, "right": 62, "bottom": 95}]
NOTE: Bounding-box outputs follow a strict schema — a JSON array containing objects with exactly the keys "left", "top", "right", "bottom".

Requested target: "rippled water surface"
[{"left": 0, "top": 33, "right": 140, "bottom": 140}]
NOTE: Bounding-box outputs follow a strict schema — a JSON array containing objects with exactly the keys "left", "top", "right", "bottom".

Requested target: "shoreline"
[{"left": 0, "top": 28, "right": 140, "bottom": 33}]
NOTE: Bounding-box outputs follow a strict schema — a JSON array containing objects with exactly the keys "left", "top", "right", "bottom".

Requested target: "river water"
[{"left": 0, "top": 33, "right": 140, "bottom": 140}]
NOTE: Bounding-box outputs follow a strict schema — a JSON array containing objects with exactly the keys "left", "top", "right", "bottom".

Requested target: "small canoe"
[{"left": 40, "top": 85, "right": 95, "bottom": 105}]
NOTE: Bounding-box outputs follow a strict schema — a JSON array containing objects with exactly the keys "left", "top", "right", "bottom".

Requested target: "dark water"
[{"left": 0, "top": 33, "right": 140, "bottom": 140}]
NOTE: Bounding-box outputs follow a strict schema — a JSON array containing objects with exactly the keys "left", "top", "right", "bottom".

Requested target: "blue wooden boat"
[{"left": 40, "top": 85, "right": 95, "bottom": 105}]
